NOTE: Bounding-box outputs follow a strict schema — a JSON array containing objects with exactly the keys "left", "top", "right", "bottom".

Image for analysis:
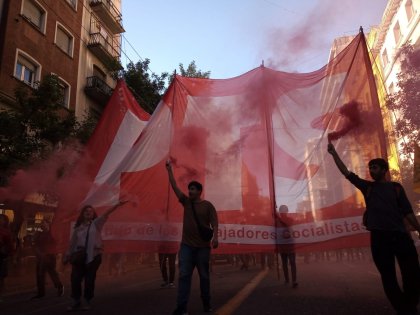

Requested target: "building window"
[
  {"left": 382, "top": 49, "right": 389, "bottom": 68},
  {"left": 65, "top": 0, "right": 77, "bottom": 10},
  {"left": 14, "top": 50, "right": 41, "bottom": 87},
  {"left": 55, "top": 23, "right": 74, "bottom": 57},
  {"left": 405, "top": 0, "right": 414, "bottom": 22},
  {"left": 57, "top": 77, "right": 71, "bottom": 108},
  {"left": 21, "top": 0, "right": 47, "bottom": 33},
  {"left": 393, "top": 22, "right": 402, "bottom": 44},
  {"left": 388, "top": 82, "right": 395, "bottom": 94}
]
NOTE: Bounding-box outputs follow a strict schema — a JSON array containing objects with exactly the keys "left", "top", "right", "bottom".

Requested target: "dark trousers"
[
  {"left": 370, "top": 231, "right": 420, "bottom": 314},
  {"left": 159, "top": 253, "right": 176, "bottom": 283},
  {"left": 176, "top": 243, "right": 211, "bottom": 312},
  {"left": 71, "top": 255, "right": 102, "bottom": 302},
  {"left": 36, "top": 254, "right": 62, "bottom": 295},
  {"left": 280, "top": 252, "right": 297, "bottom": 283}
]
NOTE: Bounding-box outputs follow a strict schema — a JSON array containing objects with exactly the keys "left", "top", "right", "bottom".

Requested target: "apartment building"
[
  {"left": 0, "top": 0, "right": 124, "bottom": 118},
  {"left": 0, "top": 0, "right": 83, "bottom": 110},
  {"left": 77, "top": 0, "right": 124, "bottom": 118},
  {"left": 0, "top": 0, "right": 124, "bottom": 233},
  {"left": 375, "top": 0, "right": 419, "bottom": 94}
]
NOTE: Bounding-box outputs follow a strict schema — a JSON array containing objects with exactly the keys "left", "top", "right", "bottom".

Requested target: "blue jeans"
[{"left": 176, "top": 243, "right": 211, "bottom": 311}]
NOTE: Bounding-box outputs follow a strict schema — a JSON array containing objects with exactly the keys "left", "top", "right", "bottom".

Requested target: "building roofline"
[{"left": 374, "top": 0, "right": 403, "bottom": 52}]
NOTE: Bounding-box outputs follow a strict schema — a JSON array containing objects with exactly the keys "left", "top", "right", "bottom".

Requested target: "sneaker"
[
  {"left": 203, "top": 304, "right": 213, "bottom": 312},
  {"left": 168, "top": 282, "right": 175, "bottom": 288},
  {"left": 292, "top": 282, "right": 298, "bottom": 288},
  {"left": 57, "top": 285, "right": 65, "bottom": 297},
  {"left": 160, "top": 282, "right": 169, "bottom": 288},
  {"left": 172, "top": 306, "right": 188, "bottom": 315},
  {"left": 30, "top": 294, "right": 45, "bottom": 300},
  {"left": 81, "top": 299, "right": 92, "bottom": 310},
  {"left": 81, "top": 303, "right": 91, "bottom": 310},
  {"left": 67, "top": 301, "right": 81, "bottom": 311}
]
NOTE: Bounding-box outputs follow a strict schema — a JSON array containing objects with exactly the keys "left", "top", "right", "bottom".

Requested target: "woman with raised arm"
[{"left": 64, "top": 200, "right": 128, "bottom": 311}]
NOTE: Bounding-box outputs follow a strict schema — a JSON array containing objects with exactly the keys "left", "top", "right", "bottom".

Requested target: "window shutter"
[
  {"left": 56, "top": 27, "right": 71, "bottom": 54},
  {"left": 19, "top": 55, "right": 36, "bottom": 72},
  {"left": 23, "top": 1, "right": 42, "bottom": 28}
]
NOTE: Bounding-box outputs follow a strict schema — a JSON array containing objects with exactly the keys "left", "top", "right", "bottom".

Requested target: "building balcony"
[
  {"left": 89, "top": 0, "right": 124, "bottom": 34},
  {"left": 87, "top": 32, "right": 122, "bottom": 70},
  {"left": 84, "top": 76, "right": 113, "bottom": 106}
]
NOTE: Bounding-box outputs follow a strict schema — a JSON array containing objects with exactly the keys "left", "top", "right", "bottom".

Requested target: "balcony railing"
[
  {"left": 87, "top": 32, "right": 121, "bottom": 69},
  {"left": 84, "top": 76, "right": 113, "bottom": 106},
  {"left": 89, "top": 0, "right": 124, "bottom": 34}
]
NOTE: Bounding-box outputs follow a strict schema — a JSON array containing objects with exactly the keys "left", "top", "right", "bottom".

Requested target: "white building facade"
[{"left": 375, "top": 0, "right": 419, "bottom": 94}]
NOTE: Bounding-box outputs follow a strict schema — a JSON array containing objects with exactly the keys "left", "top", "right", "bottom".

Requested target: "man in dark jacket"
[{"left": 328, "top": 143, "right": 420, "bottom": 315}]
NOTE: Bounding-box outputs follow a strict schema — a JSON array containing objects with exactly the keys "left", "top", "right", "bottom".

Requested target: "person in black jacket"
[
  {"left": 0, "top": 214, "right": 14, "bottom": 302},
  {"left": 328, "top": 143, "right": 420, "bottom": 315},
  {"left": 31, "top": 220, "right": 64, "bottom": 299}
]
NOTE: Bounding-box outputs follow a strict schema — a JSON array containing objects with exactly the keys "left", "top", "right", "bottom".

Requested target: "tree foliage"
[
  {"left": 0, "top": 74, "right": 94, "bottom": 186},
  {"left": 123, "top": 59, "right": 210, "bottom": 114},
  {"left": 177, "top": 60, "right": 211, "bottom": 78},
  {"left": 168, "top": 60, "right": 211, "bottom": 84},
  {"left": 386, "top": 44, "right": 420, "bottom": 156},
  {"left": 398, "top": 158, "right": 420, "bottom": 210},
  {"left": 122, "top": 59, "right": 168, "bottom": 113},
  {"left": 385, "top": 44, "right": 420, "bottom": 207}
]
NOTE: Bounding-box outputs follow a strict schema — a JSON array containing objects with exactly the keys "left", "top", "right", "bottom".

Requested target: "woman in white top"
[{"left": 64, "top": 200, "right": 127, "bottom": 311}]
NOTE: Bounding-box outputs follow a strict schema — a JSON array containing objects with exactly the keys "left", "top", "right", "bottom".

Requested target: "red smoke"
[
  {"left": 263, "top": 0, "right": 386, "bottom": 72},
  {"left": 0, "top": 142, "right": 94, "bottom": 211},
  {"left": 327, "top": 100, "right": 361, "bottom": 142}
]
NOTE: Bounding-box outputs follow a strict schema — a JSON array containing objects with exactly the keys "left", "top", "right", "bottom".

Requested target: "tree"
[
  {"left": 0, "top": 74, "right": 94, "bottom": 186},
  {"left": 398, "top": 159, "right": 420, "bottom": 210},
  {"left": 177, "top": 60, "right": 211, "bottom": 78},
  {"left": 122, "top": 59, "right": 168, "bottom": 113},
  {"left": 386, "top": 44, "right": 420, "bottom": 207},
  {"left": 386, "top": 44, "right": 420, "bottom": 157},
  {"left": 123, "top": 59, "right": 210, "bottom": 114},
  {"left": 168, "top": 60, "right": 211, "bottom": 83}
]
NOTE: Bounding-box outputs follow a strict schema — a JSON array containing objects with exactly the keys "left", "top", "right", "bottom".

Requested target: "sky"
[{"left": 121, "top": 0, "right": 389, "bottom": 79}]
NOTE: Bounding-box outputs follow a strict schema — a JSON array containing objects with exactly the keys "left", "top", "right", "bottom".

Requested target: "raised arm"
[
  {"left": 327, "top": 143, "right": 350, "bottom": 177},
  {"left": 165, "top": 160, "right": 184, "bottom": 200},
  {"left": 102, "top": 200, "right": 129, "bottom": 218}
]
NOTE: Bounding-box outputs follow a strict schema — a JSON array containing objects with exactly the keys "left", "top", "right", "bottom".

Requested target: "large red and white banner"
[{"left": 52, "top": 33, "right": 386, "bottom": 254}]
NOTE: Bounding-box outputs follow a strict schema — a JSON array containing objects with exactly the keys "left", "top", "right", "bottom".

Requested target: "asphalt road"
[{"left": 0, "top": 255, "right": 396, "bottom": 315}]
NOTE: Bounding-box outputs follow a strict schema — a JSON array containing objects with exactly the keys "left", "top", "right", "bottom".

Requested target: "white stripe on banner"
[{"left": 98, "top": 216, "right": 367, "bottom": 244}]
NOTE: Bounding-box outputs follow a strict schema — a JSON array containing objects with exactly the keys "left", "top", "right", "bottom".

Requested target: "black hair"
[
  {"left": 74, "top": 205, "right": 97, "bottom": 228},
  {"left": 0, "top": 213, "right": 9, "bottom": 228},
  {"left": 279, "top": 205, "right": 289, "bottom": 212},
  {"left": 368, "top": 158, "right": 389, "bottom": 172},
  {"left": 188, "top": 181, "right": 203, "bottom": 192}
]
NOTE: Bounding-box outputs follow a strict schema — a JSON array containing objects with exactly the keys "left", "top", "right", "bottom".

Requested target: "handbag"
[
  {"left": 191, "top": 201, "right": 214, "bottom": 242},
  {"left": 70, "top": 249, "right": 87, "bottom": 265},
  {"left": 70, "top": 223, "right": 91, "bottom": 265},
  {"left": 0, "top": 246, "right": 7, "bottom": 259}
]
